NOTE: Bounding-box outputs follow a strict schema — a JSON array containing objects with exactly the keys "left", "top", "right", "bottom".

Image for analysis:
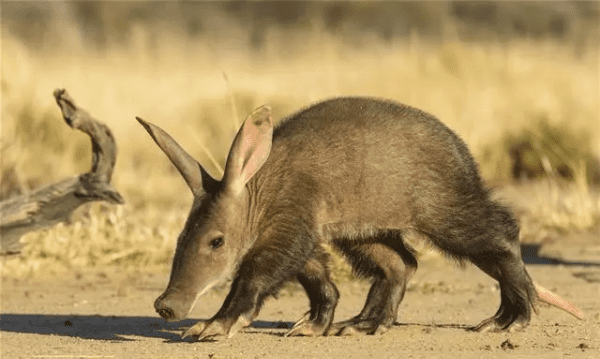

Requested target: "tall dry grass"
[{"left": 1, "top": 7, "right": 599, "bottom": 276}]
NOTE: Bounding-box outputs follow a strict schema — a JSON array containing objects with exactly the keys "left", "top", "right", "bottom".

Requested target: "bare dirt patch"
[{"left": 2, "top": 248, "right": 599, "bottom": 359}]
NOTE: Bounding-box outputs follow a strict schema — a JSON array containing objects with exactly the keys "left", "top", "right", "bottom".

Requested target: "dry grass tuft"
[{"left": 499, "top": 182, "right": 600, "bottom": 244}]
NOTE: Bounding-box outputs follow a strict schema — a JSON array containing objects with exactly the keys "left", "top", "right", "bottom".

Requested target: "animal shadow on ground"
[
  {"left": 521, "top": 243, "right": 600, "bottom": 267},
  {"left": 0, "top": 313, "right": 473, "bottom": 342}
]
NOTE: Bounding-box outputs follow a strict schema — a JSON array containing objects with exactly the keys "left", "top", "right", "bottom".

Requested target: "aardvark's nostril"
[{"left": 157, "top": 307, "right": 175, "bottom": 320}]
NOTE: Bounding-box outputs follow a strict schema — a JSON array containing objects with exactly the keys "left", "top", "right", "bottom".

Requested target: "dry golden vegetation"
[{"left": 1, "top": 2, "right": 599, "bottom": 276}]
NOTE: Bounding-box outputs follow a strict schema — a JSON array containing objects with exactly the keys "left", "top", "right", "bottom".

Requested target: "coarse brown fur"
[{"left": 138, "top": 97, "right": 579, "bottom": 341}]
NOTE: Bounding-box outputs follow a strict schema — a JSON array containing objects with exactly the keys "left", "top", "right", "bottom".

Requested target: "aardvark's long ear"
[
  {"left": 136, "top": 117, "right": 217, "bottom": 195},
  {"left": 222, "top": 105, "right": 273, "bottom": 195}
]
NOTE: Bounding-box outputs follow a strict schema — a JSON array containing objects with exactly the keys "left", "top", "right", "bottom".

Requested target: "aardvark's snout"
[{"left": 154, "top": 291, "right": 192, "bottom": 322}]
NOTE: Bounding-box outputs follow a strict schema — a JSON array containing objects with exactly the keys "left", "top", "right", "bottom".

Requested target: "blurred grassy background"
[{"left": 1, "top": 1, "right": 599, "bottom": 276}]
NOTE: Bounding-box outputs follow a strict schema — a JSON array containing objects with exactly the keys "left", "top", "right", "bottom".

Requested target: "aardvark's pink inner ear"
[{"left": 223, "top": 105, "right": 273, "bottom": 194}]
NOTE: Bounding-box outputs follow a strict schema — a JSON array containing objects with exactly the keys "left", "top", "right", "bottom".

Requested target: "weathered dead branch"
[{"left": 0, "top": 89, "right": 124, "bottom": 254}]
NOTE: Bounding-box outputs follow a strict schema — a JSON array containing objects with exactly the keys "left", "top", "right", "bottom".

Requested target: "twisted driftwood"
[{"left": 0, "top": 89, "right": 124, "bottom": 254}]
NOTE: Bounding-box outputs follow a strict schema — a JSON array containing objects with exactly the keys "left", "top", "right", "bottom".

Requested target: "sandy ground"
[{"left": 2, "top": 242, "right": 599, "bottom": 359}]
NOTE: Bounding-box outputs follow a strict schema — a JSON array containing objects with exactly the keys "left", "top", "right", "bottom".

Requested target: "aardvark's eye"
[{"left": 210, "top": 236, "right": 224, "bottom": 249}]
